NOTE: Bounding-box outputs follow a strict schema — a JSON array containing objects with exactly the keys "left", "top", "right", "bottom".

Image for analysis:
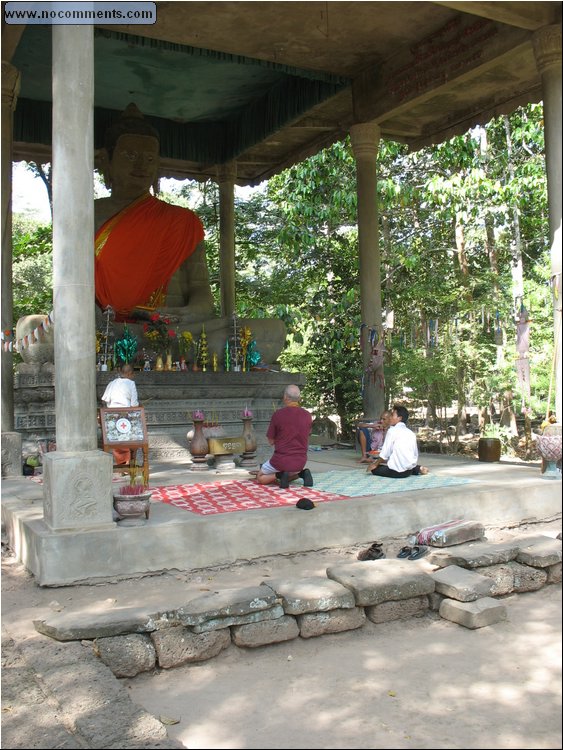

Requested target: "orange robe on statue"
[{"left": 95, "top": 194, "right": 204, "bottom": 320}]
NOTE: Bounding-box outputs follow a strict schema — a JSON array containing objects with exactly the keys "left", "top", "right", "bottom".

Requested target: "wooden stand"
[{"left": 99, "top": 407, "right": 150, "bottom": 485}]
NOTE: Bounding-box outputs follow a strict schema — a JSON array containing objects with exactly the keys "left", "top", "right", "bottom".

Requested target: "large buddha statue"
[{"left": 17, "top": 103, "right": 286, "bottom": 367}]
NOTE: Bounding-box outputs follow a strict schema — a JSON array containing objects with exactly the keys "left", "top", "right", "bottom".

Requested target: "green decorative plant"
[
  {"left": 480, "top": 422, "right": 512, "bottom": 453},
  {"left": 481, "top": 422, "right": 502, "bottom": 438}
]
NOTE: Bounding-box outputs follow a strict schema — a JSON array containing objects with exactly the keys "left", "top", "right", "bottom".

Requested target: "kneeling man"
[{"left": 255, "top": 385, "right": 313, "bottom": 489}]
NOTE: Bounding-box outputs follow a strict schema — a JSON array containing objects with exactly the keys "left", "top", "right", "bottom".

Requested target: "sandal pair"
[
  {"left": 357, "top": 542, "right": 385, "bottom": 561},
  {"left": 397, "top": 545, "right": 428, "bottom": 560}
]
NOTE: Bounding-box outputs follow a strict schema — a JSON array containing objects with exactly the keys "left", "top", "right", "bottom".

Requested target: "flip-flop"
[
  {"left": 397, "top": 546, "right": 412, "bottom": 558},
  {"left": 408, "top": 545, "right": 429, "bottom": 560}
]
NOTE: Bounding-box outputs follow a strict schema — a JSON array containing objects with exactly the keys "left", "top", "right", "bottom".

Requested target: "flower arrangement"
[
  {"left": 116, "top": 464, "right": 150, "bottom": 495},
  {"left": 192, "top": 409, "right": 205, "bottom": 421},
  {"left": 178, "top": 330, "right": 194, "bottom": 357},
  {"left": 143, "top": 313, "right": 176, "bottom": 354},
  {"left": 240, "top": 326, "right": 252, "bottom": 372},
  {"left": 242, "top": 407, "right": 253, "bottom": 418}
]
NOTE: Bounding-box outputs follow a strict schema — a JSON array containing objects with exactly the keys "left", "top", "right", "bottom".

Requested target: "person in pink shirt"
[{"left": 357, "top": 409, "right": 392, "bottom": 462}]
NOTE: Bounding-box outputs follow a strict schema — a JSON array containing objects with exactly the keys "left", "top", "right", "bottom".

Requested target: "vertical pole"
[
  {"left": 0, "top": 61, "right": 21, "bottom": 476},
  {"left": 350, "top": 121, "right": 383, "bottom": 419},
  {"left": 533, "top": 25, "right": 562, "bottom": 423},
  {"left": 218, "top": 161, "right": 237, "bottom": 317},
  {"left": 43, "top": 25, "right": 113, "bottom": 531},
  {"left": 52, "top": 24, "right": 97, "bottom": 451}
]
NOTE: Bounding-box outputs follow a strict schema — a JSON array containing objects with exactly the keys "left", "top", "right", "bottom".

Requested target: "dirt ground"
[{"left": 1, "top": 517, "right": 562, "bottom": 750}]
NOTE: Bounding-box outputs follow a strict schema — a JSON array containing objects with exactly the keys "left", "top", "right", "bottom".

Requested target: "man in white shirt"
[
  {"left": 368, "top": 405, "right": 428, "bottom": 478},
  {"left": 101, "top": 363, "right": 139, "bottom": 466},
  {"left": 102, "top": 363, "right": 139, "bottom": 408}
]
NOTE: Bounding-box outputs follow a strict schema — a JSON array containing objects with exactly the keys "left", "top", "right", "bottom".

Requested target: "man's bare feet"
[
  {"left": 358, "top": 456, "right": 372, "bottom": 463},
  {"left": 419, "top": 466, "right": 429, "bottom": 475}
]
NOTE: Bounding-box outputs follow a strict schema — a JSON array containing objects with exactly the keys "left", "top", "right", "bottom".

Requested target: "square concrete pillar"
[
  {"left": 1, "top": 432, "right": 22, "bottom": 477},
  {"left": 43, "top": 450, "right": 115, "bottom": 530}
]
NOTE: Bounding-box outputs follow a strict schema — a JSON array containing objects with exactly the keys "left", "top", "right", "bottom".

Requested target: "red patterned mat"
[{"left": 150, "top": 480, "right": 349, "bottom": 515}]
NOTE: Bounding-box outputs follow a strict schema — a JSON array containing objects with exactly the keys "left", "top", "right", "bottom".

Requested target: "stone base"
[
  {"left": 1, "top": 432, "right": 22, "bottom": 477},
  {"left": 239, "top": 452, "right": 258, "bottom": 469},
  {"left": 213, "top": 455, "right": 236, "bottom": 472},
  {"left": 541, "top": 460, "right": 562, "bottom": 479},
  {"left": 189, "top": 456, "right": 210, "bottom": 471},
  {"left": 3, "top": 457, "right": 562, "bottom": 586},
  {"left": 43, "top": 450, "right": 115, "bottom": 531}
]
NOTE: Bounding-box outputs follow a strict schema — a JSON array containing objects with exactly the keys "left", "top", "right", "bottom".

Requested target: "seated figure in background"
[
  {"left": 94, "top": 103, "right": 212, "bottom": 325},
  {"left": 368, "top": 405, "right": 428, "bottom": 478},
  {"left": 94, "top": 103, "right": 285, "bottom": 364},
  {"left": 357, "top": 410, "right": 391, "bottom": 462},
  {"left": 17, "top": 103, "right": 286, "bottom": 366}
]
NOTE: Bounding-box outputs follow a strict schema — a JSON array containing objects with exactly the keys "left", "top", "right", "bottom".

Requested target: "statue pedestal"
[{"left": 14, "top": 368, "right": 306, "bottom": 461}]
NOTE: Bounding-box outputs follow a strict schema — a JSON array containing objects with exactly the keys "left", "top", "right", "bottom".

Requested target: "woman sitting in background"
[{"left": 356, "top": 410, "right": 392, "bottom": 463}]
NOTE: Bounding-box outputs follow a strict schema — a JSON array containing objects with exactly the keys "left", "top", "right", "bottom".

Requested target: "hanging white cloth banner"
[
  {"left": 516, "top": 357, "right": 531, "bottom": 398},
  {"left": 516, "top": 307, "right": 530, "bottom": 355}
]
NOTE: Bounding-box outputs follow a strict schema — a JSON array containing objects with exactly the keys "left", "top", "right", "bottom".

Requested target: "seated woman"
[{"left": 357, "top": 410, "right": 391, "bottom": 462}]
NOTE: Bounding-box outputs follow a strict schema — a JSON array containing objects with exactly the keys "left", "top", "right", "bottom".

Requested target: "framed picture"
[{"left": 99, "top": 406, "right": 148, "bottom": 447}]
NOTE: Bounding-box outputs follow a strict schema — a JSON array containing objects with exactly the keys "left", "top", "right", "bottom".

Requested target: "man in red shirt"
[{"left": 255, "top": 385, "right": 313, "bottom": 489}]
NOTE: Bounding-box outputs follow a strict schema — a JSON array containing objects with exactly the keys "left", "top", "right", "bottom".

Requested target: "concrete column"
[
  {"left": 43, "top": 25, "right": 113, "bottom": 530},
  {"left": 218, "top": 161, "right": 237, "bottom": 317},
  {"left": 533, "top": 25, "right": 562, "bottom": 423},
  {"left": 1, "top": 61, "right": 22, "bottom": 476},
  {"left": 350, "top": 121, "right": 383, "bottom": 419}
]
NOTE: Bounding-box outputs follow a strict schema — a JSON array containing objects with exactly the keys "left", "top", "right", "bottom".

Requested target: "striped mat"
[{"left": 312, "top": 470, "right": 477, "bottom": 497}]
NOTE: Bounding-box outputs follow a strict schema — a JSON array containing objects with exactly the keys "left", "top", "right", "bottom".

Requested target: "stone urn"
[
  {"left": 536, "top": 423, "right": 562, "bottom": 479},
  {"left": 188, "top": 418, "right": 209, "bottom": 470},
  {"left": 240, "top": 417, "right": 258, "bottom": 468},
  {"left": 113, "top": 488, "right": 152, "bottom": 526}
]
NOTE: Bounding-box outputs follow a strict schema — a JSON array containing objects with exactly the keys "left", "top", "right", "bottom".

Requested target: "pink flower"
[
  {"left": 242, "top": 408, "right": 253, "bottom": 418},
  {"left": 192, "top": 410, "right": 205, "bottom": 420}
]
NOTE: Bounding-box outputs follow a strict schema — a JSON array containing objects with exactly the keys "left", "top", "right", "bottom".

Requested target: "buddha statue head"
[{"left": 98, "top": 103, "right": 160, "bottom": 201}]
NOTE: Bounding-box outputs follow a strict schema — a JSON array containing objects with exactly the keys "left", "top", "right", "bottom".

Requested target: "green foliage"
[
  {"left": 12, "top": 216, "right": 53, "bottom": 323},
  {"left": 10, "top": 103, "right": 551, "bottom": 437}
]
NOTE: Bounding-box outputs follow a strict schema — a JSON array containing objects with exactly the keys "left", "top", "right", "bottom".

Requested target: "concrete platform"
[{"left": 2, "top": 449, "right": 561, "bottom": 586}]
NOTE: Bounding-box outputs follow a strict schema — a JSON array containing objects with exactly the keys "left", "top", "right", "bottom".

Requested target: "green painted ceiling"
[{"left": 12, "top": 26, "right": 349, "bottom": 164}]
